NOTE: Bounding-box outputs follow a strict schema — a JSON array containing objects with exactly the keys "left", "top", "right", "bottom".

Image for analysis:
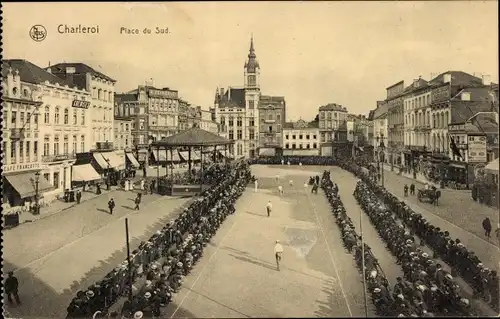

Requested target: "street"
[
  {"left": 3, "top": 189, "right": 189, "bottom": 318},
  {"left": 378, "top": 166, "right": 500, "bottom": 272}
]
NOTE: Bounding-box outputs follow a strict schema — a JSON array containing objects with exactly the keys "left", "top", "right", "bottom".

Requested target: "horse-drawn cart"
[{"left": 417, "top": 188, "right": 440, "bottom": 205}]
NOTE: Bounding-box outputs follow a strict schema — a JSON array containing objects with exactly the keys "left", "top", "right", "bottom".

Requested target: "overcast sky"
[{"left": 3, "top": 1, "right": 498, "bottom": 121}]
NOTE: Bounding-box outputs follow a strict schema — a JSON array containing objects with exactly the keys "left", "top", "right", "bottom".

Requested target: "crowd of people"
[
  {"left": 66, "top": 161, "right": 252, "bottom": 318},
  {"left": 249, "top": 156, "right": 336, "bottom": 166},
  {"left": 337, "top": 159, "right": 499, "bottom": 312}
]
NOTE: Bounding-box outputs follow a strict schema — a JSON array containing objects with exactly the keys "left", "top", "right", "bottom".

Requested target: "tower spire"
[{"left": 245, "top": 35, "right": 259, "bottom": 72}]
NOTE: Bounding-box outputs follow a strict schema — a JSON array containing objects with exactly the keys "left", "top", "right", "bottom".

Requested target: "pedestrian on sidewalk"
[
  {"left": 266, "top": 200, "right": 272, "bottom": 217},
  {"left": 108, "top": 198, "right": 115, "bottom": 215},
  {"left": 410, "top": 184, "right": 415, "bottom": 196},
  {"left": 134, "top": 194, "right": 141, "bottom": 210},
  {"left": 5, "top": 271, "right": 21, "bottom": 305},
  {"left": 278, "top": 185, "right": 283, "bottom": 196},
  {"left": 482, "top": 217, "right": 492, "bottom": 239},
  {"left": 254, "top": 179, "right": 258, "bottom": 192},
  {"left": 76, "top": 190, "right": 82, "bottom": 204}
]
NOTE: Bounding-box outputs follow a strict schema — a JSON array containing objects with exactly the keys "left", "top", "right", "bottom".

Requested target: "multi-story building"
[
  {"left": 318, "top": 103, "right": 348, "bottom": 156},
  {"left": 258, "top": 95, "right": 286, "bottom": 156},
  {"left": 178, "top": 100, "right": 201, "bottom": 131},
  {"left": 2, "top": 63, "right": 48, "bottom": 208},
  {"left": 373, "top": 101, "right": 389, "bottom": 163},
  {"left": 282, "top": 119, "right": 320, "bottom": 156},
  {"left": 114, "top": 90, "right": 149, "bottom": 164},
  {"left": 214, "top": 37, "right": 284, "bottom": 158},
  {"left": 4, "top": 59, "right": 92, "bottom": 202},
  {"left": 402, "top": 76, "right": 432, "bottom": 169},
  {"left": 113, "top": 98, "right": 138, "bottom": 169},
  {"left": 47, "top": 63, "right": 116, "bottom": 150},
  {"left": 199, "top": 108, "right": 219, "bottom": 134},
  {"left": 386, "top": 81, "right": 405, "bottom": 169}
]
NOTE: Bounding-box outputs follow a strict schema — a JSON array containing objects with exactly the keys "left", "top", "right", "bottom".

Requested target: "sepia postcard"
[{"left": 1, "top": 2, "right": 499, "bottom": 318}]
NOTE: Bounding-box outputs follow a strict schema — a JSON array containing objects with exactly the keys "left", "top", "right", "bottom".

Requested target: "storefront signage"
[
  {"left": 468, "top": 135, "right": 487, "bottom": 163},
  {"left": 148, "top": 89, "right": 178, "bottom": 99},
  {"left": 3, "top": 162, "right": 40, "bottom": 173},
  {"left": 431, "top": 86, "right": 450, "bottom": 103},
  {"left": 72, "top": 100, "right": 90, "bottom": 109}
]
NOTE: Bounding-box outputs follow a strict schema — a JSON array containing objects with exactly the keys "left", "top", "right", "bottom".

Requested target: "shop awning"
[
  {"left": 4, "top": 171, "right": 53, "bottom": 198},
  {"left": 485, "top": 158, "right": 499, "bottom": 173},
  {"left": 72, "top": 164, "right": 102, "bottom": 182},
  {"left": 259, "top": 148, "right": 276, "bottom": 156},
  {"left": 152, "top": 149, "right": 168, "bottom": 162},
  {"left": 191, "top": 151, "right": 201, "bottom": 161},
  {"left": 167, "top": 149, "right": 181, "bottom": 162},
  {"left": 100, "top": 152, "right": 126, "bottom": 170},
  {"left": 178, "top": 151, "right": 189, "bottom": 161},
  {"left": 125, "top": 152, "right": 140, "bottom": 168},
  {"left": 93, "top": 153, "right": 109, "bottom": 170},
  {"left": 218, "top": 150, "right": 233, "bottom": 158}
]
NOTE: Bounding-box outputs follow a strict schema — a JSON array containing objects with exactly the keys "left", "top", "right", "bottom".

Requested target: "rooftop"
[
  {"left": 319, "top": 103, "right": 347, "bottom": 112},
  {"left": 428, "top": 71, "right": 483, "bottom": 88},
  {"left": 3, "top": 59, "right": 78, "bottom": 89},
  {"left": 217, "top": 87, "right": 246, "bottom": 108},
  {"left": 48, "top": 62, "right": 116, "bottom": 82}
]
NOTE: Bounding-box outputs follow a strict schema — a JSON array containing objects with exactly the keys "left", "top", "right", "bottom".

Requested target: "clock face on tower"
[{"left": 248, "top": 75, "right": 256, "bottom": 86}]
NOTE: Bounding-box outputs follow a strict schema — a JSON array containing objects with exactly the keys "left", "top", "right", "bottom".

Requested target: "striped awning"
[
  {"left": 152, "top": 149, "right": 168, "bottom": 162},
  {"left": 4, "top": 171, "right": 53, "bottom": 198},
  {"left": 72, "top": 164, "right": 101, "bottom": 182},
  {"left": 125, "top": 153, "right": 140, "bottom": 168}
]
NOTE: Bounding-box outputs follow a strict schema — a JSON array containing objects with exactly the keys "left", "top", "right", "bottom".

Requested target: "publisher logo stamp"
[{"left": 29, "top": 25, "right": 47, "bottom": 42}]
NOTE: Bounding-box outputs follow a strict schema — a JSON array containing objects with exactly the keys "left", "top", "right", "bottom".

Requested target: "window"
[
  {"left": 54, "top": 135, "right": 60, "bottom": 155},
  {"left": 63, "top": 135, "right": 69, "bottom": 154},
  {"left": 54, "top": 107, "right": 60, "bottom": 124},
  {"left": 34, "top": 141, "right": 38, "bottom": 158},
  {"left": 292, "top": 135, "right": 296, "bottom": 139},
  {"left": 292, "top": 144, "right": 296, "bottom": 149},
  {"left": 306, "top": 134, "right": 310, "bottom": 140},
  {"left": 228, "top": 117, "right": 234, "bottom": 126},
  {"left": 73, "top": 135, "right": 77, "bottom": 154},
  {"left": 237, "top": 129, "right": 242, "bottom": 139},
  {"left": 268, "top": 126, "right": 272, "bottom": 133},
  {"left": 43, "top": 173, "right": 50, "bottom": 183},
  {"left": 26, "top": 141, "right": 30, "bottom": 161},
  {"left": 34, "top": 113, "right": 38, "bottom": 129},
  {"left": 139, "top": 135, "right": 144, "bottom": 144},
  {"left": 268, "top": 114, "right": 273, "bottom": 121},
  {"left": 53, "top": 172, "right": 60, "bottom": 188},
  {"left": 10, "top": 141, "right": 16, "bottom": 163},
  {"left": 249, "top": 100, "right": 255, "bottom": 109},
  {"left": 306, "top": 144, "right": 310, "bottom": 149},
  {"left": 229, "top": 131, "right": 234, "bottom": 140},
  {"left": 277, "top": 114, "right": 281, "bottom": 122},
  {"left": 313, "top": 143, "right": 317, "bottom": 149},
  {"left": 237, "top": 117, "right": 242, "bottom": 127},
  {"left": 64, "top": 109, "right": 69, "bottom": 124},
  {"left": 140, "top": 120, "right": 145, "bottom": 130},
  {"left": 327, "top": 113, "right": 332, "bottom": 120},
  {"left": 248, "top": 75, "right": 256, "bottom": 86},
  {"left": 249, "top": 118, "right": 254, "bottom": 127},
  {"left": 249, "top": 129, "right": 255, "bottom": 140},
  {"left": 44, "top": 135, "right": 50, "bottom": 156},
  {"left": 125, "top": 124, "right": 129, "bottom": 131},
  {"left": 313, "top": 134, "right": 317, "bottom": 139},
  {"left": 19, "top": 141, "right": 24, "bottom": 162},
  {"left": 81, "top": 110, "right": 85, "bottom": 125},
  {"left": 44, "top": 107, "right": 50, "bottom": 124},
  {"left": 299, "top": 134, "right": 303, "bottom": 139},
  {"left": 72, "top": 110, "right": 77, "bottom": 125},
  {"left": 285, "top": 134, "right": 289, "bottom": 140},
  {"left": 321, "top": 133, "right": 325, "bottom": 142},
  {"left": 286, "top": 143, "right": 289, "bottom": 149}
]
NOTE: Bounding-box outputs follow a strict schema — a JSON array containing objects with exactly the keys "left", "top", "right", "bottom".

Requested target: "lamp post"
[
  {"left": 33, "top": 171, "right": 41, "bottom": 215},
  {"left": 379, "top": 135, "right": 386, "bottom": 188}
]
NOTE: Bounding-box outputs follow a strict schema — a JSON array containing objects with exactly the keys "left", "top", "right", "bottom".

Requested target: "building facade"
[
  {"left": 386, "top": 81, "right": 405, "bottom": 169},
  {"left": 215, "top": 37, "right": 284, "bottom": 158},
  {"left": 318, "top": 103, "right": 348, "bottom": 156},
  {"left": 48, "top": 63, "right": 116, "bottom": 150},
  {"left": 178, "top": 100, "right": 201, "bottom": 131},
  {"left": 4, "top": 59, "right": 92, "bottom": 202},
  {"left": 199, "top": 109, "right": 218, "bottom": 134},
  {"left": 373, "top": 101, "right": 389, "bottom": 163},
  {"left": 282, "top": 119, "right": 320, "bottom": 156},
  {"left": 258, "top": 95, "right": 286, "bottom": 156}
]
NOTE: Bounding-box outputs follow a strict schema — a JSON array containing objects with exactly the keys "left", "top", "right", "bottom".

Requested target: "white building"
[
  {"left": 373, "top": 101, "right": 389, "bottom": 162},
  {"left": 4, "top": 59, "right": 92, "bottom": 202},
  {"left": 282, "top": 119, "right": 320, "bottom": 156},
  {"left": 47, "top": 63, "right": 116, "bottom": 150},
  {"left": 199, "top": 109, "right": 219, "bottom": 134}
]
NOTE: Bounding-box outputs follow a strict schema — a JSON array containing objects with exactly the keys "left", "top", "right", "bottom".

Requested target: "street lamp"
[
  {"left": 33, "top": 171, "right": 41, "bottom": 215},
  {"left": 379, "top": 134, "right": 386, "bottom": 188}
]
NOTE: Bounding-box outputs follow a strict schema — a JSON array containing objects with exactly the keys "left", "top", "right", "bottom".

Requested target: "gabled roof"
[
  {"left": 218, "top": 87, "right": 246, "bottom": 108},
  {"left": 151, "top": 127, "right": 233, "bottom": 147},
  {"left": 403, "top": 78, "right": 429, "bottom": 93},
  {"left": 3, "top": 59, "right": 75, "bottom": 88},
  {"left": 48, "top": 62, "right": 116, "bottom": 82},
  {"left": 428, "top": 71, "right": 483, "bottom": 88},
  {"left": 450, "top": 100, "right": 497, "bottom": 124}
]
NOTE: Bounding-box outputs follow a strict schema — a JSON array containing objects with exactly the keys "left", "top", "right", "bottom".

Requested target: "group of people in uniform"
[
  {"left": 337, "top": 159, "right": 499, "bottom": 314},
  {"left": 66, "top": 161, "right": 252, "bottom": 319}
]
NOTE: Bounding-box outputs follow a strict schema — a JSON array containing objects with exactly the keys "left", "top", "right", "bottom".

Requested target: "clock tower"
[{"left": 244, "top": 35, "right": 260, "bottom": 158}]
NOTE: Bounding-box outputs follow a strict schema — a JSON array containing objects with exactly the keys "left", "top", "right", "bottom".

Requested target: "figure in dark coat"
[
  {"left": 108, "top": 198, "right": 116, "bottom": 215},
  {"left": 483, "top": 217, "right": 492, "bottom": 239},
  {"left": 5, "top": 271, "right": 21, "bottom": 304}
]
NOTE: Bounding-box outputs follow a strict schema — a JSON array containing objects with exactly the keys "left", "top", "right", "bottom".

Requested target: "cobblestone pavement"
[{"left": 3, "top": 190, "right": 189, "bottom": 318}]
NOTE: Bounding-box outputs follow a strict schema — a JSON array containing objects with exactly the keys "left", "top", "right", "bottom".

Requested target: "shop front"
[
  {"left": 2, "top": 163, "right": 53, "bottom": 210},
  {"left": 97, "top": 151, "right": 126, "bottom": 186}
]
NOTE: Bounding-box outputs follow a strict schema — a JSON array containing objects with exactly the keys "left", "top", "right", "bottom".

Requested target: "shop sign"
[
  {"left": 3, "top": 162, "right": 40, "bottom": 173},
  {"left": 72, "top": 100, "right": 90, "bottom": 109},
  {"left": 432, "top": 86, "right": 450, "bottom": 103},
  {"left": 148, "top": 88, "right": 178, "bottom": 99},
  {"left": 468, "top": 135, "right": 487, "bottom": 163}
]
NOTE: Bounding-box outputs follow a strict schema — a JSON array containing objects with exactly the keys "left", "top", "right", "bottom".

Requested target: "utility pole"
[{"left": 125, "top": 218, "right": 133, "bottom": 302}]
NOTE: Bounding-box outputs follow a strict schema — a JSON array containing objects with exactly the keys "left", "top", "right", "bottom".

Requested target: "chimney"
[
  {"left": 443, "top": 73, "right": 451, "bottom": 84},
  {"left": 482, "top": 75, "right": 491, "bottom": 86}
]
